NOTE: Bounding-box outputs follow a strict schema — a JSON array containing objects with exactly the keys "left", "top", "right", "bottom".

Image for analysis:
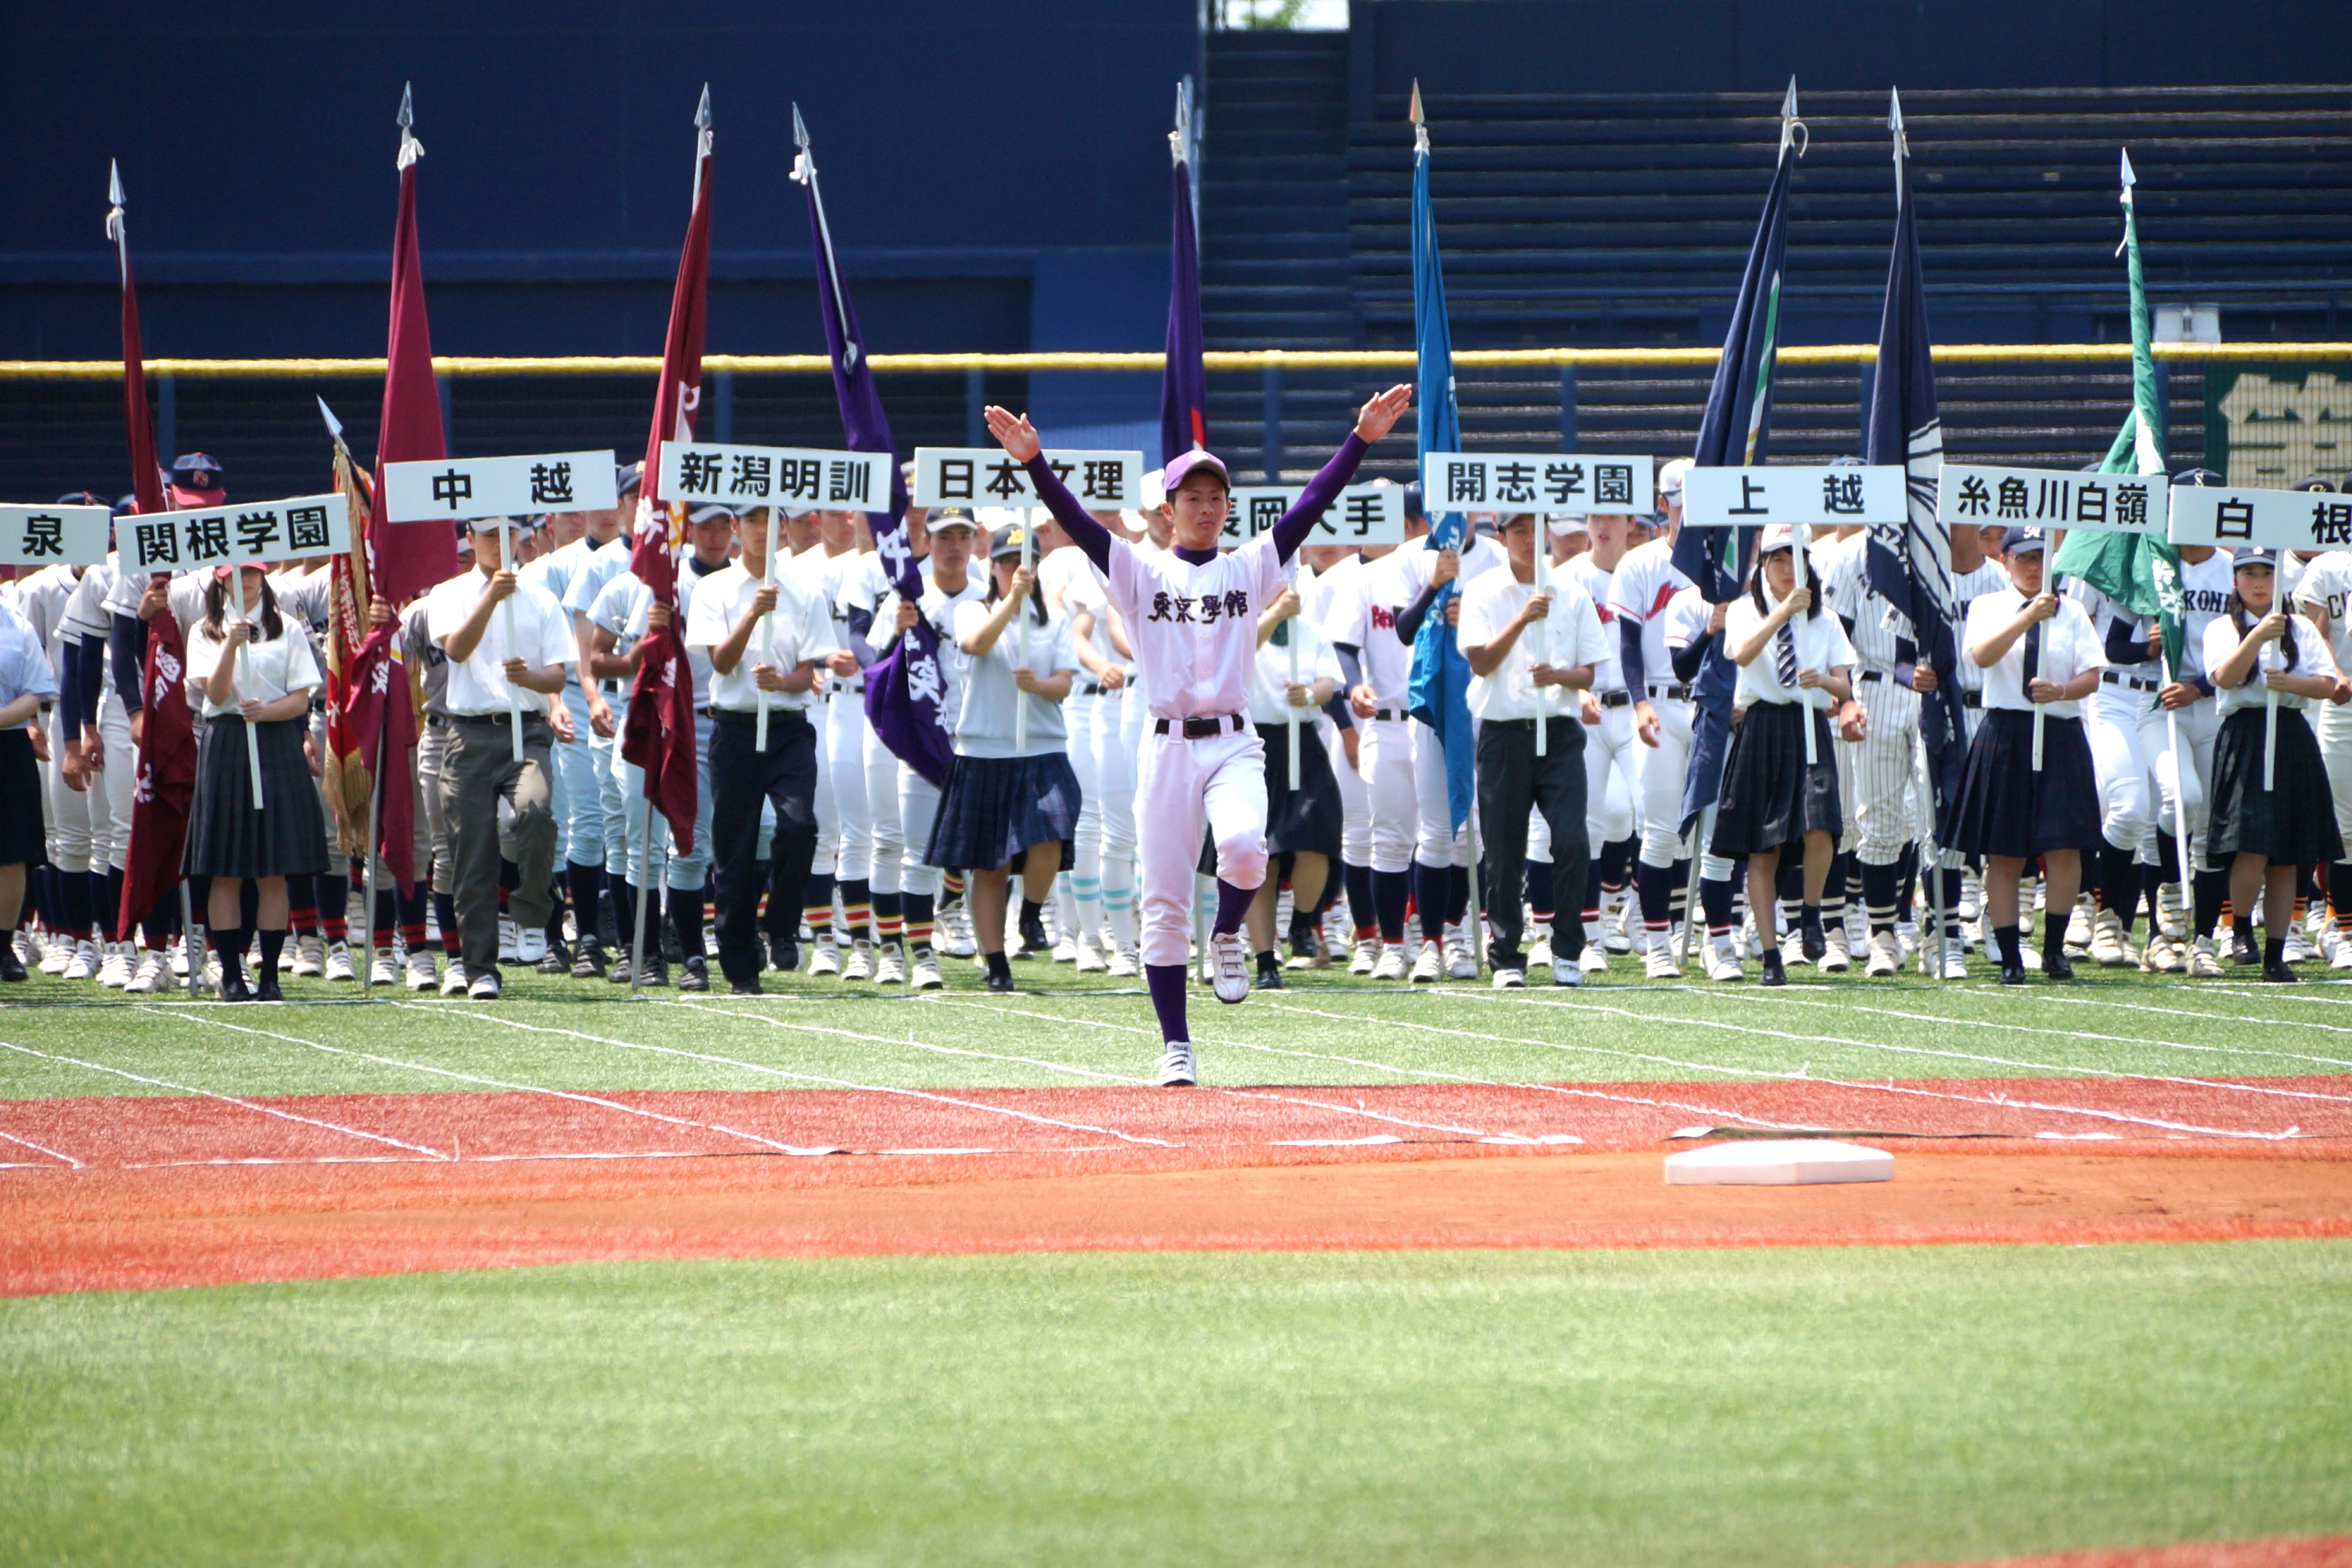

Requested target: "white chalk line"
[
  {"left": 0, "top": 1127, "right": 82, "bottom": 1169},
  {"left": 0, "top": 1038, "right": 450, "bottom": 1158},
  {"left": 1952, "top": 986, "right": 2352, "bottom": 1063},
  {"left": 674, "top": 998, "right": 1147, "bottom": 1085},
  {"left": 147, "top": 1006, "right": 832, "bottom": 1158},
  {"left": 387, "top": 1001, "right": 1179, "bottom": 1149}
]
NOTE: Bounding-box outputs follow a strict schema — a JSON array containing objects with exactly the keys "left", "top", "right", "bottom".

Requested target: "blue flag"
[
  {"left": 1159, "top": 80, "right": 1208, "bottom": 468},
  {"left": 794, "top": 107, "right": 955, "bottom": 789},
  {"left": 1401, "top": 84, "right": 1476, "bottom": 835},
  {"left": 1862, "top": 88, "right": 1967, "bottom": 840},
  {"left": 1672, "top": 79, "right": 1799, "bottom": 833}
]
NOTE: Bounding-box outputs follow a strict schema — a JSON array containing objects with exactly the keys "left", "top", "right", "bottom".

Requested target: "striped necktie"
[{"left": 1774, "top": 621, "right": 1799, "bottom": 691}]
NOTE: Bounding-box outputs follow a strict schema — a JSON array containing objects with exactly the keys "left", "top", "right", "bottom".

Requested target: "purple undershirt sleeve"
[
  {"left": 1269, "top": 433, "right": 1371, "bottom": 565},
  {"left": 1020, "top": 455, "right": 1115, "bottom": 576}
]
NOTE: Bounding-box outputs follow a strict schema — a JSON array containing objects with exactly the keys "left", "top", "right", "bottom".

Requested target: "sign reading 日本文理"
[
  {"left": 1222, "top": 484, "right": 1406, "bottom": 546},
  {"left": 1935, "top": 464, "right": 2169, "bottom": 536},
  {"left": 116, "top": 493, "right": 351, "bottom": 573},
  {"left": 1683, "top": 465, "right": 1907, "bottom": 527},
  {"left": 381, "top": 451, "right": 618, "bottom": 523},
  {"left": 910, "top": 449, "right": 1144, "bottom": 510},
  {"left": 1419, "top": 453, "right": 1655, "bottom": 518},
  {"left": 657, "top": 442, "right": 892, "bottom": 512},
  {"left": 0, "top": 504, "right": 113, "bottom": 567}
]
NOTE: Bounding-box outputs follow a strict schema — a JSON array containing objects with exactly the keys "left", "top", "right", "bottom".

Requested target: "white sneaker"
[
  {"left": 170, "top": 938, "right": 190, "bottom": 978},
  {"left": 1409, "top": 943, "right": 1442, "bottom": 984},
  {"left": 497, "top": 917, "right": 519, "bottom": 962},
  {"left": 441, "top": 959, "right": 469, "bottom": 997},
  {"left": 873, "top": 944, "right": 906, "bottom": 985},
  {"left": 1107, "top": 947, "right": 1139, "bottom": 979},
  {"left": 468, "top": 970, "right": 501, "bottom": 1001},
  {"left": 323, "top": 940, "right": 356, "bottom": 982},
  {"left": 406, "top": 951, "right": 440, "bottom": 992},
  {"left": 1865, "top": 931, "right": 1900, "bottom": 978},
  {"left": 2333, "top": 939, "right": 2352, "bottom": 973},
  {"left": 38, "top": 935, "right": 72, "bottom": 974},
  {"left": 515, "top": 927, "right": 547, "bottom": 966},
  {"left": 1349, "top": 937, "right": 1378, "bottom": 975},
  {"left": 1210, "top": 931, "right": 1251, "bottom": 1004},
  {"left": 1705, "top": 938, "right": 1746, "bottom": 982},
  {"left": 288, "top": 932, "right": 323, "bottom": 977},
  {"left": 1372, "top": 943, "right": 1408, "bottom": 982},
  {"left": 1051, "top": 935, "right": 1078, "bottom": 964},
  {"left": 370, "top": 950, "right": 400, "bottom": 987},
  {"left": 842, "top": 939, "right": 872, "bottom": 981},
  {"left": 910, "top": 951, "right": 943, "bottom": 991},
  {"left": 1444, "top": 925, "right": 1480, "bottom": 979},
  {"left": 2090, "top": 908, "right": 2129, "bottom": 967},
  {"left": 2064, "top": 899, "right": 2093, "bottom": 955},
  {"left": 1549, "top": 957, "right": 1584, "bottom": 987},
  {"left": 1074, "top": 939, "right": 1107, "bottom": 974},
  {"left": 97, "top": 943, "right": 133, "bottom": 988},
  {"left": 1603, "top": 896, "right": 1634, "bottom": 954},
  {"left": 63, "top": 939, "right": 99, "bottom": 982},
  {"left": 809, "top": 935, "right": 841, "bottom": 978},
  {"left": 1644, "top": 932, "right": 1683, "bottom": 980},
  {"left": 1156, "top": 1045, "right": 1198, "bottom": 1086},
  {"left": 123, "top": 950, "right": 166, "bottom": 993},
  {"left": 2189, "top": 937, "right": 2224, "bottom": 978},
  {"left": 1578, "top": 942, "right": 1610, "bottom": 974},
  {"left": 1818, "top": 927, "right": 1852, "bottom": 974},
  {"left": 1937, "top": 947, "right": 1970, "bottom": 980},
  {"left": 2140, "top": 932, "right": 2185, "bottom": 974},
  {"left": 1492, "top": 966, "right": 1525, "bottom": 989},
  {"left": 2284, "top": 923, "right": 2316, "bottom": 963},
  {"left": 1527, "top": 931, "right": 1553, "bottom": 968},
  {"left": 937, "top": 904, "right": 976, "bottom": 958}
]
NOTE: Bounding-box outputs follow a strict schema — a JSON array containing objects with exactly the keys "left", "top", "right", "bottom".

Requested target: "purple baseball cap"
[{"left": 1159, "top": 448, "right": 1230, "bottom": 495}]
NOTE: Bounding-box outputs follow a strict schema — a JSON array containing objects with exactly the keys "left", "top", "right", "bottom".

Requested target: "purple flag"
[
  {"left": 1158, "top": 80, "right": 1207, "bottom": 467},
  {"left": 793, "top": 107, "right": 955, "bottom": 788}
]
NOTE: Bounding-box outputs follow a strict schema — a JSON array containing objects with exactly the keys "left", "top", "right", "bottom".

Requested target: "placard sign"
[
  {"left": 2169, "top": 483, "right": 2352, "bottom": 552},
  {"left": 1683, "top": 465, "right": 1907, "bottom": 527},
  {"left": 1935, "top": 465, "right": 2168, "bottom": 537},
  {"left": 657, "top": 442, "right": 892, "bottom": 512},
  {"left": 0, "top": 504, "right": 112, "bottom": 567},
  {"left": 118, "top": 493, "right": 350, "bottom": 573},
  {"left": 1221, "top": 484, "right": 1407, "bottom": 547},
  {"left": 381, "top": 451, "right": 617, "bottom": 523},
  {"left": 1419, "top": 453, "right": 1655, "bottom": 516},
  {"left": 910, "top": 448, "right": 1143, "bottom": 511}
]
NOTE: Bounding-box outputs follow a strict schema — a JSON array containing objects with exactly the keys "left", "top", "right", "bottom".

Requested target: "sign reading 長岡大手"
[{"left": 1222, "top": 484, "right": 1406, "bottom": 546}]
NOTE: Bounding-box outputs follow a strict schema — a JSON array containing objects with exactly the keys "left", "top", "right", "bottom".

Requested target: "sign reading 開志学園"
[{"left": 1419, "top": 453, "right": 1655, "bottom": 517}]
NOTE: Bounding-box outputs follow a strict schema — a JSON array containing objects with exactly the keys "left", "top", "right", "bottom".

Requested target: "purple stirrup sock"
[
  {"left": 1212, "top": 877, "right": 1255, "bottom": 935},
  {"left": 1145, "top": 962, "right": 1190, "bottom": 1043}
]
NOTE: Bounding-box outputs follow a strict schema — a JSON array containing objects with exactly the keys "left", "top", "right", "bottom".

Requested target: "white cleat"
[
  {"left": 2139, "top": 931, "right": 2184, "bottom": 974},
  {"left": 809, "top": 936, "right": 841, "bottom": 978},
  {"left": 1210, "top": 931, "right": 1251, "bottom": 1003},
  {"left": 1106, "top": 947, "right": 1139, "bottom": 979},
  {"left": 1578, "top": 942, "right": 1609, "bottom": 974},
  {"left": 1073, "top": 940, "right": 1107, "bottom": 975},
  {"left": 289, "top": 933, "right": 325, "bottom": 977},
  {"left": 63, "top": 939, "right": 100, "bottom": 982},
  {"left": 1864, "top": 931, "right": 1901, "bottom": 978},
  {"left": 323, "top": 940, "right": 356, "bottom": 982},
  {"left": 123, "top": 950, "right": 167, "bottom": 994},
  {"left": 1644, "top": 933, "right": 1684, "bottom": 980},
  {"left": 842, "top": 939, "right": 872, "bottom": 982},
  {"left": 2334, "top": 939, "right": 2352, "bottom": 974},
  {"left": 406, "top": 951, "right": 440, "bottom": 992},
  {"left": 875, "top": 945, "right": 907, "bottom": 985},
  {"left": 1705, "top": 939, "right": 1746, "bottom": 982},
  {"left": 1492, "top": 966, "right": 1524, "bottom": 989},
  {"left": 370, "top": 950, "right": 400, "bottom": 987},
  {"left": 2089, "top": 909, "right": 2130, "bottom": 967},
  {"left": 440, "top": 959, "right": 469, "bottom": 997},
  {"left": 2188, "top": 937, "right": 2224, "bottom": 978},
  {"left": 515, "top": 927, "right": 548, "bottom": 966},
  {"left": 1527, "top": 932, "right": 1553, "bottom": 968},
  {"left": 497, "top": 917, "right": 519, "bottom": 963},
  {"left": 1155, "top": 1045, "right": 1198, "bottom": 1087},
  {"left": 1371, "top": 943, "right": 1408, "bottom": 982},
  {"left": 1818, "top": 928, "right": 1852, "bottom": 974},
  {"left": 98, "top": 943, "right": 134, "bottom": 988},
  {"left": 1549, "top": 957, "right": 1584, "bottom": 987},
  {"left": 1444, "top": 927, "right": 1480, "bottom": 980},
  {"left": 170, "top": 938, "right": 191, "bottom": 978},
  {"left": 2283, "top": 923, "right": 2316, "bottom": 964},
  {"left": 1050, "top": 936, "right": 1078, "bottom": 965},
  {"left": 39, "top": 937, "right": 72, "bottom": 975},
  {"left": 1409, "top": 942, "right": 1443, "bottom": 984},
  {"left": 1349, "top": 937, "right": 1378, "bottom": 975},
  {"left": 910, "top": 951, "right": 944, "bottom": 991}
]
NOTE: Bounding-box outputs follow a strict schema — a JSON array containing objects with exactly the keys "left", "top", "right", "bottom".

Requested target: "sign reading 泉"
[
  {"left": 911, "top": 449, "right": 1144, "bottom": 510},
  {"left": 657, "top": 442, "right": 892, "bottom": 512},
  {"left": 1683, "top": 465, "right": 1907, "bottom": 527},
  {"left": 1935, "top": 465, "right": 2168, "bottom": 536},
  {"left": 1421, "top": 453, "right": 1655, "bottom": 517},
  {"left": 2170, "top": 482, "right": 2352, "bottom": 552},
  {"left": 0, "top": 504, "right": 113, "bottom": 567},
  {"left": 1222, "top": 484, "right": 1407, "bottom": 547},
  {"left": 382, "top": 451, "right": 618, "bottom": 523},
  {"left": 119, "top": 494, "right": 350, "bottom": 573}
]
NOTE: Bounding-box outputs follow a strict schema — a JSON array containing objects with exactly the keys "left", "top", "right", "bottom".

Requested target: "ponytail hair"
[
  {"left": 202, "top": 571, "right": 284, "bottom": 644},
  {"left": 1747, "top": 549, "right": 1823, "bottom": 620},
  {"left": 2228, "top": 590, "right": 2299, "bottom": 672}
]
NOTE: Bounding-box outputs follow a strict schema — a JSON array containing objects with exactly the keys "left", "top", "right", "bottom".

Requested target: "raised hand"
[
  {"left": 983, "top": 406, "right": 1042, "bottom": 463},
  {"left": 1354, "top": 384, "right": 1414, "bottom": 444}
]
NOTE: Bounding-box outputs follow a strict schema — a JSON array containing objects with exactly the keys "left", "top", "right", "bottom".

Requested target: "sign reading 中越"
[
  {"left": 2170, "top": 482, "right": 2352, "bottom": 552},
  {"left": 117, "top": 493, "right": 350, "bottom": 573},
  {"left": 1419, "top": 453, "right": 1655, "bottom": 517},
  {"left": 657, "top": 442, "right": 892, "bottom": 512},
  {"left": 911, "top": 449, "right": 1143, "bottom": 510},
  {"left": 1221, "top": 484, "right": 1407, "bottom": 546},
  {"left": 1683, "top": 465, "right": 1907, "bottom": 527},
  {"left": 381, "top": 451, "right": 618, "bottom": 523},
  {"left": 1935, "top": 465, "right": 2168, "bottom": 536},
  {"left": 0, "top": 504, "right": 112, "bottom": 567}
]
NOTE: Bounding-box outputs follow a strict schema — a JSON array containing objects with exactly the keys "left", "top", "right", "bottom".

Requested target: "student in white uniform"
[
  {"left": 1064, "top": 530, "right": 1143, "bottom": 975},
  {"left": 1950, "top": 527, "right": 2106, "bottom": 985},
  {"left": 1564, "top": 510, "right": 1644, "bottom": 969},
  {"left": 2291, "top": 534, "right": 2352, "bottom": 969},
  {"left": 1241, "top": 571, "right": 1343, "bottom": 989},
  {"left": 1299, "top": 539, "right": 1375, "bottom": 970},
  {"left": 0, "top": 595, "right": 60, "bottom": 982},
  {"left": 1331, "top": 519, "right": 1421, "bottom": 978}
]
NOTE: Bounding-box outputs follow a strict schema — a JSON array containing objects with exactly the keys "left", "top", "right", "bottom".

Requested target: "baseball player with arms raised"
[{"left": 984, "top": 384, "right": 1413, "bottom": 1086}]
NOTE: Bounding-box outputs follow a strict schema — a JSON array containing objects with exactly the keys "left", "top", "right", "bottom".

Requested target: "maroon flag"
[
  {"left": 621, "top": 88, "right": 711, "bottom": 849},
  {"left": 366, "top": 86, "right": 457, "bottom": 609},
  {"left": 323, "top": 431, "right": 417, "bottom": 889},
  {"left": 107, "top": 162, "right": 195, "bottom": 935}
]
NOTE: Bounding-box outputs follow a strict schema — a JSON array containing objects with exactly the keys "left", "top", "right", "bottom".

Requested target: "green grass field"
[{"left": 4, "top": 1243, "right": 2347, "bottom": 1567}]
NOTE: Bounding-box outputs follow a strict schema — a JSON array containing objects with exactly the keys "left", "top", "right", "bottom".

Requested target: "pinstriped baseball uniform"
[{"left": 1819, "top": 531, "right": 1922, "bottom": 868}]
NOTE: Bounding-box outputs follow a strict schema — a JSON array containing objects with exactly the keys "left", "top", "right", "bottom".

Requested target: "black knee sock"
[
  {"left": 1669, "top": 860, "right": 1691, "bottom": 926},
  {"left": 1700, "top": 875, "right": 1735, "bottom": 937},
  {"left": 1635, "top": 861, "right": 1676, "bottom": 930},
  {"left": 1993, "top": 923, "right": 2022, "bottom": 966},
  {"left": 1895, "top": 842, "right": 1919, "bottom": 923},
  {"left": 1343, "top": 861, "right": 1374, "bottom": 936},
  {"left": 1373, "top": 868, "right": 1410, "bottom": 943},
  {"left": 257, "top": 928, "right": 286, "bottom": 987},
  {"left": 104, "top": 864, "right": 126, "bottom": 941},
  {"left": 212, "top": 926, "right": 249, "bottom": 986},
  {"left": 1599, "top": 836, "right": 1637, "bottom": 900},
  {"left": 613, "top": 883, "right": 642, "bottom": 952},
  {"left": 872, "top": 889, "right": 904, "bottom": 949},
  {"left": 1861, "top": 860, "right": 1902, "bottom": 935},
  {"left": 1447, "top": 864, "right": 1470, "bottom": 927},
  {"left": 1524, "top": 858, "right": 1556, "bottom": 925},
  {"left": 1941, "top": 868, "right": 1966, "bottom": 937},
  {"left": 2193, "top": 866, "right": 2229, "bottom": 941},
  {"left": 1020, "top": 896, "right": 1047, "bottom": 935},
  {"left": 1820, "top": 852, "right": 1851, "bottom": 931},
  {"left": 901, "top": 892, "right": 935, "bottom": 956},
  {"left": 1413, "top": 862, "right": 1451, "bottom": 947},
  {"left": 669, "top": 892, "right": 705, "bottom": 962},
  {"left": 2107, "top": 850, "right": 2144, "bottom": 935},
  {"left": 433, "top": 892, "right": 461, "bottom": 958},
  {"left": 567, "top": 864, "right": 604, "bottom": 946},
  {"left": 802, "top": 873, "right": 835, "bottom": 940}
]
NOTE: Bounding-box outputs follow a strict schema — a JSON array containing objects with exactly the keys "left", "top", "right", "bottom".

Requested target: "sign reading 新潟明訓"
[{"left": 657, "top": 442, "right": 892, "bottom": 512}]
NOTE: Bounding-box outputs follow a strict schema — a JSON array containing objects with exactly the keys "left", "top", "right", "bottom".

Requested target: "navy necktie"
[
  {"left": 2022, "top": 618, "right": 2043, "bottom": 686},
  {"left": 1775, "top": 621, "right": 1799, "bottom": 691}
]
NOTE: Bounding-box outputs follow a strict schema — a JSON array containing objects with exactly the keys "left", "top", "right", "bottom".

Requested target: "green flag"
[{"left": 2053, "top": 149, "right": 2185, "bottom": 676}]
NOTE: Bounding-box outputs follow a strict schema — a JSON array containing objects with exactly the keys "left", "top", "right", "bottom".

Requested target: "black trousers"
[
  {"left": 1476, "top": 715, "right": 1589, "bottom": 965},
  {"left": 709, "top": 710, "right": 820, "bottom": 986}
]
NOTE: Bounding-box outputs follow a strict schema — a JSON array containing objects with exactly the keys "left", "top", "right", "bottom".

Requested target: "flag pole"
[
  {"left": 500, "top": 518, "right": 523, "bottom": 762},
  {"left": 631, "top": 800, "right": 651, "bottom": 995},
  {"left": 181, "top": 882, "right": 202, "bottom": 999},
  {"left": 362, "top": 726, "right": 382, "bottom": 989},
  {"left": 1014, "top": 515, "right": 1033, "bottom": 755},
  {"left": 2264, "top": 644, "right": 2280, "bottom": 792},
  {"left": 1794, "top": 521, "right": 1817, "bottom": 766},
  {"left": 1533, "top": 539, "right": 1549, "bottom": 759}
]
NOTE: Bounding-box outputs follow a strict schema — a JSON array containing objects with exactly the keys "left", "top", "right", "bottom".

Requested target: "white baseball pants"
[{"left": 1136, "top": 724, "right": 1267, "bottom": 968}]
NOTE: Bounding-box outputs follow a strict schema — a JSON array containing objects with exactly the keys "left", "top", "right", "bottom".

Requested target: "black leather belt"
[
  {"left": 1598, "top": 690, "right": 1632, "bottom": 708},
  {"left": 1961, "top": 691, "right": 1982, "bottom": 708},
  {"left": 2102, "top": 671, "right": 2157, "bottom": 692},
  {"left": 1857, "top": 669, "right": 1885, "bottom": 683},
  {"left": 1154, "top": 714, "right": 1245, "bottom": 739},
  {"left": 1369, "top": 707, "right": 1404, "bottom": 722},
  {"left": 1080, "top": 682, "right": 1106, "bottom": 697},
  {"left": 831, "top": 680, "right": 863, "bottom": 697},
  {"left": 709, "top": 706, "right": 810, "bottom": 727},
  {"left": 1646, "top": 684, "right": 1691, "bottom": 701}
]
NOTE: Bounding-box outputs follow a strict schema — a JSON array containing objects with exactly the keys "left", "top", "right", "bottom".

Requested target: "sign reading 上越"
[
  {"left": 657, "top": 442, "right": 892, "bottom": 512},
  {"left": 2170, "top": 482, "right": 2352, "bottom": 552},
  {"left": 0, "top": 504, "right": 112, "bottom": 567},
  {"left": 118, "top": 493, "right": 350, "bottom": 573},
  {"left": 1683, "top": 465, "right": 1907, "bottom": 527},
  {"left": 1935, "top": 465, "right": 2168, "bottom": 536},
  {"left": 1222, "top": 484, "right": 1407, "bottom": 546},
  {"left": 381, "top": 451, "right": 618, "bottom": 523},
  {"left": 1420, "top": 453, "right": 1655, "bottom": 517},
  {"left": 911, "top": 449, "right": 1143, "bottom": 510}
]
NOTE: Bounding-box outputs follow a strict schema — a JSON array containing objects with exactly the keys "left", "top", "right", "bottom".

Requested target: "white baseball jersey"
[
  {"left": 1819, "top": 532, "right": 1907, "bottom": 672},
  {"left": 1101, "top": 535, "right": 1288, "bottom": 722},
  {"left": 2294, "top": 550, "right": 2352, "bottom": 676},
  {"left": 2178, "top": 549, "right": 2236, "bottom": 685},
  {"left": 1562, "top": 551, "right": 1624, "bottom": 693},
  {"left": 1328, "top": 549, "right": 1416, "bottom": 706},
  {"left": 1605, "top": 535, "right": 1695, "bottom": 691}
]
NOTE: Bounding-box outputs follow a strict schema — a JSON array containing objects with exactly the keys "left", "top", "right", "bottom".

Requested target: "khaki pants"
[{"left": 437, "top": 711, "right": 557, "bottom": 978}]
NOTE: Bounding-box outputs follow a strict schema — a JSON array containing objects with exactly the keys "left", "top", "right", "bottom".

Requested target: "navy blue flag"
[
  {"left": 794, "top": 107, "right": 955, "bottom": 789},
  {"left": 1159, "top": 80, "right": 1208, "bottom": 467},
  {"left": 1399, "top": 82, "right": 1474, "bottom": 834},
  {"left": 1672, "top": 80, "right": 1800, "bottom": 833},
  {"left": 1862, "top": 88, "right": 1966, "bottom": 839}
]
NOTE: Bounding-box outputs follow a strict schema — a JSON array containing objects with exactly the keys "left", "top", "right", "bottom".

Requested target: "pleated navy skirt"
[
  {"left": 1946, "top": 708, "right": 2104, "bottom": 860},
  {"left": 1709, "top": 702, "right": 1843, "bottom": 858},
  {"left": 2208, "top": 704, "right": 2344, "bottom": 866},
  {"left": 182, "top": 715, "right": 331, "bottom": 879},
  {"left": 923, "top": 751, "right": 1083, "bottom": 872},
  {"left": 1259, "top": 721, "right": 1343, "bottom": 860}
]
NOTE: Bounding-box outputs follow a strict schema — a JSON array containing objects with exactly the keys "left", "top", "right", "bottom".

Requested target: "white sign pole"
[
  {"left": 234, "top": 567, "right": 265, "bottom": 809},
  {"left": 757, "top": 511, "right": 777, "bottom": 752},
  {"left": 2264, "top": 642, "right": 2280, "bottom": 793},
  {"left": 1286, "top": 563, "right": 1303, "bottom": 787},
  {"left": 1532, "top": 543, "right": 1549, "bottom": 759},
  {"left": 1013, "top": 516, "right": 1032, "bottom": 755},
  {"left": 1793, "top": 523, "right": 1817, "bottom": 766},
  {"left": 500, "top": 519, "right": 523, "bottom": 762}
]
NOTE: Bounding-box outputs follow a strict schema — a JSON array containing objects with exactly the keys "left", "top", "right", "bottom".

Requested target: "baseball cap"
[
  {"left": 2003, "top": 526, "right": 2046, "bottom": 555},
  {"left": 55, "top": 490, "right": 107, "bottom": 508},
  {"left": 2232, "top": 547, "right": 2280, "bottom": 569},
  {"left": 687, "top": 502, "right": 734, "bottom": 527},
  {"left": 1401, "top": 482, "right": 1426, "bottom": 521},
  {"left": 1546, "top": 514, "right": 1590, "bottom": 538},
  {"left": 925, "top": 507, "right": 978, "bottom": 533},
  {"left": 615, "top": 461, "right": 644, "bottom": 496},
  {"left": 2174, "top": 468, "right": 2222, "bottom": 488},
  {"left": 167, "top": 452, "right": 224, "bottom": 508},
  {"left": 1657, "top": 457, "right": 1694, "bottom": 501},
  {"left": 1161, "top": 448, "right": 1229, "bottom": 495},
  {"left": 2290, "top": 474, "right": 2335, "bottom": 493},
  {"left": 1758, "top": 523, "right": 1797, "bottom": 554},
  {"left": 988, "top": 523, "right": 1029, "bottom": 561}
]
